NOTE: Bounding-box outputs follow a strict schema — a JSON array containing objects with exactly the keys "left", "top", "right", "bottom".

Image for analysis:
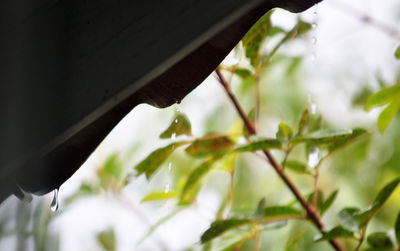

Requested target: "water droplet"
[
  {"left": 312, "top": 23, "right": 318, "bottom": 29},
  {"left": 168, "top": 162, "right": 172, "bottom": 172},
  {"left": 171, "top": 133, "right": 176, "bottom": 140},
  {"left": 174, "top": 119, "right": 178, "bottom": 124},
  {"left": 311, "top": 37, "right": 317, "bottom": 45},
  {"left": 308, "top": 147, "right": 320, "bottom": 168},
  {"left": 308, "top": 95, "right": 318, "bottom": 114},
  {"left": 313, "top": 4, "right": 319, "bottom": 15},
  {"left": 311, "top": 103, "right": 317, "bottom": 114},
  {"left": 164, "top": 183, "right": 170, "bottom": 193},
  {"left": 50, "top": 189, "right": 59, "bottom": 212}
]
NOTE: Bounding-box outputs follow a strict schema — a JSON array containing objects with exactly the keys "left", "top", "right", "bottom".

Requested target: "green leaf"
[
  {"left": 180, "top": 159, "right": 216, "bottom": 204},
  {"left": 135, "top": 142, "right": 188, "bottom": 179},
  {"left": 98, "top": 154, "right": 124, "bottom": 190},
  {"left": 141, "top": 191, "right": 178, "bottom": 202},
  {"left": 327, "top": 129, "right": 367, "bottom": 153},
  {"left": 264, "top": 206, "right": 303, "bottom": 218},
  {"left": 292, "top": 129, "right": 365, "bottom": 145},
  {"left": 276, "top": 122, "right": 293, "bottom": 141},
  {"left": 370, "top": 178, "right": 400, "bottom": 212},
  {"left": 297, "top": 109, "right": 310, "bottom": 136},
  {"left": 254, "top": 198, "right": 267, "bottom": 219},
  {"left": 364, "top": 85, "right": 400, "bottom": 111},
  {"left": 235, "top": 138, "right": 282, "bottom": 152},
  {"left": 294, "top": 19, "right": 312, "bottom": 37},
  {"left": 320, "top": 190, "right": 339, "bottom": 216},
  {"left": 201, "top": 219, "right": 253, "bottom": 243},
  {"left": 160, "top": 113, "right": 192, "bottom": 139},
  {"left": 395, "top": 45, "right": 400, "bottom": 60},
  {"left": 314, "top": 225, "right": 354, "bottom": 242},
  {"left": 367, "top": 232, "right": 393, "bottom": 249},
  {"left": 234, "top": 68, "right": 253, "bottom": 79},
  {"left": 395, "top": 211, "right": 400, "bottom": 245},
  {"left": 212, "top": 226, "right": 255, "bottom": 251},
  {"left": 341, "top": 178, "right": 400, "bottom": 230},
  {"left": 291, "top": 129, "right": 367, "bottom": 156},
  {"left": 284, "top": 160, "right": 312, "bottom": 175},
  {"left": 338, "top": 207, "right": 362, "bottom": 231},
  {"left": 242, "top": 11, "right": 274, "bottom": 67},
  {"left": 185, "top": 135, "right": 235, "bottom": 158},
  {"left": 377, "top": 100, "right": 400, "bottom": 133},
  {"left": 97, "top": 228, "right": 116, "bottom": 251}
]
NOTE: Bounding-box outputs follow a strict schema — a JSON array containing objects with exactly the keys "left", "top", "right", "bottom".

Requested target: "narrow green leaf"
[
  {"left": 395, "top": 45, "right": 400, "bottom": 60},
  {"left": 201, "top": 219, "right": 253, "bottom": 243},
  {"left": 343, "top": 178, "right": 400, "bottom": 230},
  {"left": 371, "top": 178, "right": 400, "bottom": 211},
  {"left": 234, "top": 68, "right": 253, "bottom": 79},
  {"left": 98, "top": 154, "right": 124, "bottom": 190},
  {"left": 141, "top": 191, "right": 178, "bottom": 202},
  {"left": 292, "top": 129, "right": 365, "bottom": 145},
  {"left": 327, "top": 128, "right": 367, "bottom": 153},
  {"left": 254, "top": 198, "right": 267, "bottom": 219},
  {"left": 306, "top": 190, "right": 324, "bottom": 210},
  {"left": 367, "top": 232, "right": 393, "bottom": 249},
  {"left": 297, "top": 109, "right": 310, "bottom": 136},
  {"left": 264, "top": 206, "right": 303, "bottom": 218},
  {"left": 180, "top": 159, "right": 215, "bottom": 204},
  {"left": 320, "top": 190, "right": 339, "bottom": 216},
  {"left": 377, "top": 100, "right": 400, "bottom": 133},
  {"left": 276, "top": 122, "right": 293, "bottom": 141},
  {"left": 338, "top": 207, "right": 362, "bottom": 231},
  {"left": 314, "top": 225, "right": 354, "bottom": 242},
  {"left": 284, "top": 160, "right": 312, "bottom": 175},
  {"left": 364, "top": 85, "right": 400, "bottom": 111},
  {"left": 242, "top": 11, "right": 274, "bottom": 67},
  {"left": 160, "top": 113, "right": 192, "bottom": 139},
  {"left": 395, "top": 211, "right": 400, "bottom": 245},
  {"left": 97, "top": 228, "right": 116, "bottom": 251},
  {"left": 235, "top": 138, "right": 282, "bottom": 152},
  {"left": 294, "top": 19, "right": 312, "bottom": 37},
  {"left": 212, "top": 227, "right": 255, "bottom": 251},
  {"left": 185, "top": 135, "right": 235, "bottom": 158},
  {"left": 135, "top": 142, "right": 188, "bottom": 179}
]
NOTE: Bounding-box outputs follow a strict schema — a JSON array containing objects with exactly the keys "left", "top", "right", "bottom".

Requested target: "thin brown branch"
[{"left": 215, "top": 69, "right": 343, "bottom": 251}]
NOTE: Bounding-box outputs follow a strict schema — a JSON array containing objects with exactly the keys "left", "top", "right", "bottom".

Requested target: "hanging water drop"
[
  {"left": 308, "top": 147, "right": 320, "bottom": 168},
  {"left": 50, "top": 189, "right": 59, "bottom": 212},
  {"left": 164, "top": 183, "right": 170, "bottom": 193}
]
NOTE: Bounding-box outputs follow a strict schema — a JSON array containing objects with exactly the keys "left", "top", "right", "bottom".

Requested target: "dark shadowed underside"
[{"left": 0, "top": 0, "right": 321, "bottom": 202}]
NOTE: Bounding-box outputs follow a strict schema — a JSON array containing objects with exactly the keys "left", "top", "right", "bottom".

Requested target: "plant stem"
[{"left": 215, "top": 69, "right": 343, "bottom": 251}]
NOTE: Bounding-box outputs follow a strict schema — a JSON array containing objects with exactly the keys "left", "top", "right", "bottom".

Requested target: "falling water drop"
[
  {"left": 164, "top": 183, "right": 170, "bottom": 193},
  {"left": 167, "top": 162, "right": 172, "bottom": 172},
  {"left": 311, "top": 37, "right": 317, "bottom": 45},
  {"left": 50, "top": 189, "right": 59, "bottom": 212}
]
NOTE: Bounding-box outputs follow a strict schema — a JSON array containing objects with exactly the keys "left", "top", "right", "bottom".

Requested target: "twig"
[
  {"left": 215, "top": 69, "right": 343, "bottom": 251},
  {"left": 329, "top": 0, "right": 400, "bottom": 39}
]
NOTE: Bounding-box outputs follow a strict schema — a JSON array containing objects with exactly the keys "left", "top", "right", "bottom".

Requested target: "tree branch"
[{"left": 215, "top": 69, "right": 343, "bottom": 251}]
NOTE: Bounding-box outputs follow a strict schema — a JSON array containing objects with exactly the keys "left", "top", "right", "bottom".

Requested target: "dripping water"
[
  {"left": 311, "top": 4, "right": 319, "bottom": 62},
  {"left": 308, "top": 147, "right": 321, "bottom": 168},
  {"left": 50, "top": 189, "right": 59, "bottom": 212}
]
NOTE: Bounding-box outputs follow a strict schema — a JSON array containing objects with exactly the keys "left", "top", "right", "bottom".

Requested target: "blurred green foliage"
[{"left": 2, "top": 7, "right": 400, "bottom": 251}]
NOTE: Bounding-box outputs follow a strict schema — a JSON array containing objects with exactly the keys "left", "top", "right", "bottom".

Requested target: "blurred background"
[{"left": 1, "top": 0, "right": 400, "bottom": 250}]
